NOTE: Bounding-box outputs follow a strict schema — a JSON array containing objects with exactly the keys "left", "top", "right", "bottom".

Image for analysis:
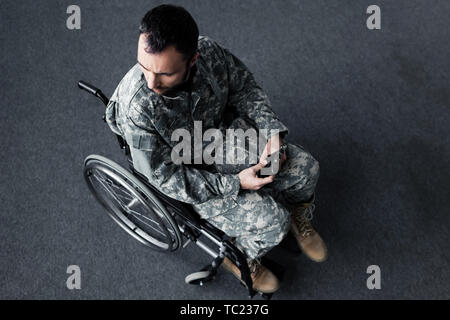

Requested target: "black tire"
[{"left": 83, "top": 154, "right": 181, "bottom": 251}]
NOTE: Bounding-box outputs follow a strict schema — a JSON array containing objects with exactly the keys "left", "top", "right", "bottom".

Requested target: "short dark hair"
[{"left": 139, "top": 4, "right": 199, "bottom": 61}]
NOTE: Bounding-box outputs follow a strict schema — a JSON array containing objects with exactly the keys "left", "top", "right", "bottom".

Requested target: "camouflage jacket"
[{"left": 105, "top": 36, "right": 289, "bottom": 219}]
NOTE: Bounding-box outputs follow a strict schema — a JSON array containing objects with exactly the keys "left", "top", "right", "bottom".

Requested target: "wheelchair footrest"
[{"left": 185, "top": 256, "right": 224, "bottom": 286}]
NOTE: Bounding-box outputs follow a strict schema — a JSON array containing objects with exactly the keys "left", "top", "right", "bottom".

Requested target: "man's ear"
[{"left": 189, "top": 51, "right": 199, "bottom": 67}]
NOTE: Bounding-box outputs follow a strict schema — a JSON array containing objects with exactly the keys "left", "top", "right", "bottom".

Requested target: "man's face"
[{"left": 137, "top": 34, "right": 197, "bottom": 95}]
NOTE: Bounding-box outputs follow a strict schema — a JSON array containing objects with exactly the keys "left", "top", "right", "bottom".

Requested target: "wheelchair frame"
[{"left": 78, "top": 80, "right": 272, "bottom": 299}]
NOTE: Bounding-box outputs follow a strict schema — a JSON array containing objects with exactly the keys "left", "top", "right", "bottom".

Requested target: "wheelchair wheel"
[{"left": 83, "top": 154, "right": 181, "bottom": 251}]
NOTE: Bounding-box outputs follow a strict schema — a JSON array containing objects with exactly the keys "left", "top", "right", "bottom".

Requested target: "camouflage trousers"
[{"left": 207, "top": 143, "right": 320, "bottom": 260}]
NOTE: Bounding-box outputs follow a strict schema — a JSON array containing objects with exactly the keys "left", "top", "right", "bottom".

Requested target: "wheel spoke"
[
  {"left": 95, "top": 172, "right": 134, "bottom": 201},
  {"left": 126, "top": 197, "right": 139, "bottom": 209},
  {"left": 93, "top": 170, "right": 140, "bottom": 213},
  {"left": 127, "top": 208, "right": 160, "bottom": 226},
  {"left": 92, "top": 172, "right": 126, "bottom": 206},
  {"left": 92, "top": 170, "right": 161, "bottom": 232},
  {"left": 127, "top": 208, "right": 175, "bottom": 239},
  {"left": 127, "top": 212, "right": 167, "bottom": 238},
  {"left": 93, "top": 172, "right": 168, "bottom": 240},
  {"left": 94, "top": 174, "right": 169, "bottom": 240},
  {"left": 85, "top": 158, "right": 180, "bottom": 251}
]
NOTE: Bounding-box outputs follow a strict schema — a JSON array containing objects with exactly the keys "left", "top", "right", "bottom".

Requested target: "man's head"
[{"left": 138, "top": 4, "right": 199, "bottom": 95}]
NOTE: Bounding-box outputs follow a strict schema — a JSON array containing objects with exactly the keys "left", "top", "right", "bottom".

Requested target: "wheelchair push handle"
[
  {"left": 78, "top": 80, "right": 109, "bottom": 106},
  {"left": 77, "top": 80, "right": 127, "bottom": 151}
]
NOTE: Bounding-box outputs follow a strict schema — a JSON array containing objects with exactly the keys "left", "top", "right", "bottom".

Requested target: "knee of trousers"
[
  {"left": 207, "top": 191, "right": 291, "bottom": 259},
  {"left": 239, "top": 204, "right": 291, "bottom": 258},
  {"left": 287, "top": 145, "right": 320, "bottom": 188},
  {"left": 305, "top": 156, "right": 320, "bottom": 188}
]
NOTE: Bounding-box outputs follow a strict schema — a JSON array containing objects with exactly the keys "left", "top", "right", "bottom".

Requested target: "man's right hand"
[{"left": 238, "top": 161, "right": 275, "bottom": 190}]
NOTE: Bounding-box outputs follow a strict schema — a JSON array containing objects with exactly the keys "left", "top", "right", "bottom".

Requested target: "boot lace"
[
  {"left": 293, "top": 203, "right": 315, "bottom": 238},
  {"left": 248, "top": 258, "right": 262, "bottom": 278}
]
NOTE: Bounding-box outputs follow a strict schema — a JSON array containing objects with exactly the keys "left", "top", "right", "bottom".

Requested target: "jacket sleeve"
[
  {"left": 106, "top": 99, "right": 241, "bottom": 205},
  {"left": 218, "top": 45, "right": 289, "bottom": 140},
  {"left": 128, "top": 125, "right": 241, "bottom": 205},
  {"left": 105, "top": 85, "right": 124, "bottom": 136}
]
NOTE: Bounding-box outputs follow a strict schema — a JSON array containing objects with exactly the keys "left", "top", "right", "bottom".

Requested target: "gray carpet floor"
[{"left": 1, "top": 0, "right": 449, "bottom": 299}]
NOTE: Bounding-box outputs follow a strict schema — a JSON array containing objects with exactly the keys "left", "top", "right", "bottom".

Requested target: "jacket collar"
[{"left": 139, "top": 56, "right": 214, "bottom": 147}]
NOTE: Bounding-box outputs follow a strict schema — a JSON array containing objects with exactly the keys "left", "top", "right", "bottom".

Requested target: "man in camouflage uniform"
[{"left": 105, "top": 4, "right": 327, "bottom": 294}]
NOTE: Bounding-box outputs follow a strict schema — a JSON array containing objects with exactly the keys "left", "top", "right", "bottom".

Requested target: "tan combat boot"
[
  {"left": 222, "top": 257, "right": 280, "bottom": 293},
  {"left": 290, "top": 194, "right": 328, "bottom": 262}
]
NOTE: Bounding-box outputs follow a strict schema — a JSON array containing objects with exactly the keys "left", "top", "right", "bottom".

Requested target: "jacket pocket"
[{"left": 125, "top": 131, "right": 160, "bottom": 151}]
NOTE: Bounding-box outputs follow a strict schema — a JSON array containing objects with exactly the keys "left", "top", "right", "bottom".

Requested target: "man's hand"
[
  {"left": 238, "top": 161, "right": 275, "bottom": 190},
  {"left": 259, "top": 133, "right": 287, "bottom": 167}
]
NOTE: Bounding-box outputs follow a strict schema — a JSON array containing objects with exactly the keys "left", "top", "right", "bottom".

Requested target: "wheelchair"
[{"left": 78, "top": 80, "right": 275, "bottom": 299}]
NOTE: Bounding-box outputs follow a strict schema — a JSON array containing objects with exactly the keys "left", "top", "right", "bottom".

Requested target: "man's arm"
[
  {"left": 218, "top": 45, "right": 289, "bottom": 141},
  {"left": 106, "top": 99, "right": 241, "bottom": 205},
  {"left": 217, "top": 44, "right": 289, "bottom": 166}
]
